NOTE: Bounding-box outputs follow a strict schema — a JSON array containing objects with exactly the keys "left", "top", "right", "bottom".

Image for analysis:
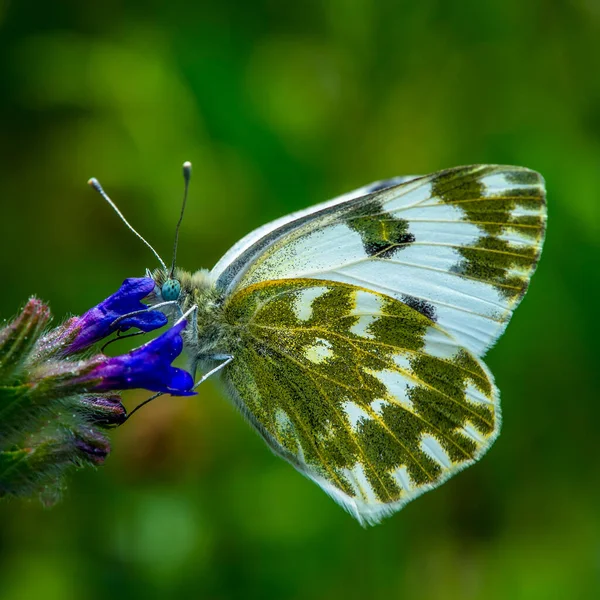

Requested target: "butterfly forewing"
[
  {"left": 221, "top": 278, "right": 498, "bottom": 525},
  {"left": 213, "top": 165, "right": 546, "bottom": 357},
  {"left": 211, "top": 175, "right": 422, "bottom": 279}
]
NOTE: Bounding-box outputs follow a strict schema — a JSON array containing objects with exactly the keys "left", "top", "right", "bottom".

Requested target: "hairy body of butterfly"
[{"left": 149, "top": 164, "right": 546, "bottom": 526}]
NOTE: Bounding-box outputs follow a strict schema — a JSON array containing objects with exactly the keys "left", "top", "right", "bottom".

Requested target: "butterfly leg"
[
  {"left": 175, "top": 303, "right": 199, "bottom": 340},
  {"left": 124, "top": 347, "right": 229, "bottom": 421},
  {"left": 192, "top": 354, "right": 233, "bottom": 390}
]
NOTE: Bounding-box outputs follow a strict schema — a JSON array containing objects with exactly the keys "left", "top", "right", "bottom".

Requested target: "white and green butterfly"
[{"left": 98, "top": 164, "right": 547, "bottom": 525}]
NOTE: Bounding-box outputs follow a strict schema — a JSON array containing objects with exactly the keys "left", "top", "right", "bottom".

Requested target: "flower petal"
[
  {"left": 90, "top": 321, "right": 195, "bottom": 396},
  {"left": 66, "top": 277, "right": 167, "bottom": 353}
]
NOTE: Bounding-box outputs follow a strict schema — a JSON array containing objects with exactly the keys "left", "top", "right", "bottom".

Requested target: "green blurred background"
[{"left": 1, "top": 1, "right": 599, "bottom": 598}]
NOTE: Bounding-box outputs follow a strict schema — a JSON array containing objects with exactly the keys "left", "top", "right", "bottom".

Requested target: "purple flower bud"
[
  {"left": 89, "top": 321, "right": 195, "bottom": 396},
  {"left": 79, "top": 395, "right": 127, "bottom": 427},
  {"left": 72, "top": 429, "right": 111, "bottom": 466},
  {"left": 0, "top": 298, "right": 50, "bottom": 380},
  {"left": 64, "top": 277, "right": 168, "bottom": 354},
  {"left": 0, "top": 431, "right": 111, "bottom": 500}
]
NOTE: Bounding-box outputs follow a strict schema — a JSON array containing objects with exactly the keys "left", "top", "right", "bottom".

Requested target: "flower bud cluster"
[{"left": 0, "top": 278, "right": 194, "bottom": 503}]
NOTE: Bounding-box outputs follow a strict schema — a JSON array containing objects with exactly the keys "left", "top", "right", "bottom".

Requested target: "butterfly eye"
[{"left": 161, "top": 279, "right": 181, "bottom": 301}]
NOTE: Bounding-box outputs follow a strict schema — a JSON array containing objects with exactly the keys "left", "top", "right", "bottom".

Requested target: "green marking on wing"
[
  {"left": 223, "top": 278, "right": 498, "bottom": 516},
  {"left": 431, "top": 165, "right": 546, "bottom": 303},
  {"left": 454, "top": 236, "right": 541, "bottom": 300},
  {"left": 431, "top": 165, "right": 546, "bottom": 237},
  {"left": 345, "top": 203, "right": 415, "bottom": 258}
]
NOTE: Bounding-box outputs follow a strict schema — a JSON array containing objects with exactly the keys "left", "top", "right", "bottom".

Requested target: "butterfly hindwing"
[
  {"left": 221, "top": 278, "right": 499, "bottom": 525},
  {"left": 213, "top": 165, "right": 546, "bottom": 357}
]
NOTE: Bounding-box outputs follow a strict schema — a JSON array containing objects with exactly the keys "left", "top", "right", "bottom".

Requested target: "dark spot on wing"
[
  {"left": 451, "top": 236, "right": 539, "bottom": 301},
  {"left": 431, "top": 166, "right": 489, "bottom": 204},
  {"left": 505, "top": 169, "right": 543, "bottom": 187},
  {"left": 431, "top": 166, "right": 545, "bottom": 236},
  {"left": 344, "top": 201, "right": 415, "bottom": 258},
  {"left": 402, "top": 295, "right": 437, "bottom": 322}
]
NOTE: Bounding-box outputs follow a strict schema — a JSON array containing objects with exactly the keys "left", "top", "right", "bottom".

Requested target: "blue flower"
[
  {"left": 65, "top": 277, "right": 167, "bottom": 354},
  {"left": 89, "top": 321, "right": 195, "bottom": 396},
  {"left": 0, "top": 288, "right": 195, "bottom": 504}
]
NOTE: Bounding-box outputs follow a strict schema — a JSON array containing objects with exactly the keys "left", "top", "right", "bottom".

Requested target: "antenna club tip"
[
  {"left": 183, "top": 161, "right": 192, "bottom": 169},
  {"left": 182, "top": 161, "right": 192, "bottom": 180},
  {"left": 88, "top": 177, "right": 102, "bottom": 192}
]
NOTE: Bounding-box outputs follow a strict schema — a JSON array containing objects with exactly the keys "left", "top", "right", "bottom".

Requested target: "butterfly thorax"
[{"left": 151, "top": 267, "right": 232, "bottom": 359}]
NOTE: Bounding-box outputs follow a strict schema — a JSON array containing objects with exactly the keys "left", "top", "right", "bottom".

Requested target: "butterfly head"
[
  {"left": 160, "top": 277, "right": 181, "bottom": 302},
  {"left": 150, "top": 267, "right": 187, "bottom": 307},
  {"left": 151, "top": 266, "right": 214, "bottom": 306}
]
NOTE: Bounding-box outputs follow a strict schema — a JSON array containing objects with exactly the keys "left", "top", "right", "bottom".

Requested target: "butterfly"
[{"left": 100, "top": 164, "right": 546, "bottom": 525}]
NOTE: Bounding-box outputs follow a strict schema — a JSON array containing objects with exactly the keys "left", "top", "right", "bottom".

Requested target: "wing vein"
[{"left": 249, "top": 324, "right": 494, "bottom": 428}]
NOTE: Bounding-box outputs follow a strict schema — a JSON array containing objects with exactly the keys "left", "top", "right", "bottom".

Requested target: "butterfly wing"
[
  {"left": 221, "top": 278, "right": 499, "bottom": 525},
  {"left": 213, "top": 165, "right": 546, "bottom": 356},
  {"left": 212, "top": 175, "right": 421, "bottom": 284}
]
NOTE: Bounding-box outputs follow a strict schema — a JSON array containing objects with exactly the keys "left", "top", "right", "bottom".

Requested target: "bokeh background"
[{"left": 1, "top": 1, "right": 599, "bottom": 598}]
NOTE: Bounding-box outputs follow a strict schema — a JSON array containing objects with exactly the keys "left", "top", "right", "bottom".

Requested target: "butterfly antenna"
[
  {"left": 88, "top": 177, "right": 168, "bottom": 272},
  {"left": 170, "top": 161, "right": 192, "bottom": 278}
]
